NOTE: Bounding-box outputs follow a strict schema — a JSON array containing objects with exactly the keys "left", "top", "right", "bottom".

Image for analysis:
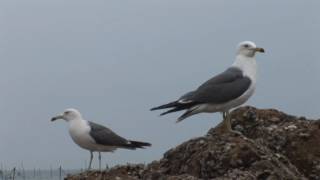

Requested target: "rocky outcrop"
[{"left": 66, "top": 106, "right": 320, "bottom": 180}]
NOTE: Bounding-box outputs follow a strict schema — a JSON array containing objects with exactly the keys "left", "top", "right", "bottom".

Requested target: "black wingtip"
[
  {"left": 143, "top": 142, "right": 152, "bottom": 147},
  {"left": 150, "top": 105, "right": 168, "bottom": 111},
  {"left": 159, "top": 112, "right": 167, "bottom": 116},
  {"left": 129, "top": 140, "right": 152, "bottom": 148},
  {"left": 150, "top": 107, "right": 158, "bottom": 111},
  {"left": 150, "top": 101, "right": 179, "bottom": 111}
]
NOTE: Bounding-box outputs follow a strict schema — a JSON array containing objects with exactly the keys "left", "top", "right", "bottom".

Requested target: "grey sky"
[{"left": 0, "top": 0, "right": 319, "bottom": 169}]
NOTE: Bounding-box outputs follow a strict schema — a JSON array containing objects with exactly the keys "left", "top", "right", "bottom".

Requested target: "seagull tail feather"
[
  {"left": 128, "top": 140, "right": 152, "bottom": 149},
  {"left": 160, "top": 106, "right": 188, "bottom": 116},
  {"left": 150, "top": 101, "right": 179, "bottom": 111}
]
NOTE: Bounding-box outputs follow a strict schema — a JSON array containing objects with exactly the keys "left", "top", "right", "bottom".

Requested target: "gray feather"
[
  {"left": 88, "top": 121, "right": 131, "bottom": 148},
  {"left": 88, "top": 121, "right": 151, "bottom": 149},
  {"left": 179, "top": 67, "right": 251, "bottom": 104}
]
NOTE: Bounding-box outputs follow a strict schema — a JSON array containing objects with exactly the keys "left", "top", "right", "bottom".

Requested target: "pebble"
[
  {"left": 284, "top": 125, "right": 297, "bottom": 131},
  {"left": 270, "top": 117, "right": 280, "bottom": 122},
  {"left": 298, "top": 132, "right": 310, "bottom": 138},
  {"left": 267, "top": 125, "right": 278, "bottom": 132}
]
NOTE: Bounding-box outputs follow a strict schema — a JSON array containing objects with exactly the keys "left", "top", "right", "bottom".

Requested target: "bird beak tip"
[
  {"left": 256, "top": 47, "right": 265, "bottom": 53},
  {"left": 51, "top": 115, "right": 63, "bottom": 122}
]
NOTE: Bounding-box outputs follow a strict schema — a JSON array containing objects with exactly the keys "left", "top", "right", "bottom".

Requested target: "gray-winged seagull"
[
  {"left": 51, "top": 108, "right": 151, "bottom": 170},
  {"left": 151, "top": 41, "right": 264, "bottom": 132}
]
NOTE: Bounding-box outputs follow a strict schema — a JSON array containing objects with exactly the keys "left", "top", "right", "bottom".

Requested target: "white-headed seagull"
[
  {"left": 51, "top": 108, "right": 151, "bottom": 170},
  {"left": 151, "top": 41, "right": 265, "bottom": 132}
]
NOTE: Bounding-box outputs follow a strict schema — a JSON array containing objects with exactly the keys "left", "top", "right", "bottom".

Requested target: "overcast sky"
[{"left": 0, "top": 0, "right": 319, "bottom": 170}]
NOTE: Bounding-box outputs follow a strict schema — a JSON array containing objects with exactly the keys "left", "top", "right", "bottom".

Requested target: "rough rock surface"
[{"left": 65, "top": 106, "right": 320, "bottom": 180}]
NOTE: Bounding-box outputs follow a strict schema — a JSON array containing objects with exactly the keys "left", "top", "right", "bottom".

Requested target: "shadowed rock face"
[
  {"left": 66, "top": 106, "right": 320, "bottom": 180},
  {"left": 230, "top": 107, "right": 320, "bottom": 179}
]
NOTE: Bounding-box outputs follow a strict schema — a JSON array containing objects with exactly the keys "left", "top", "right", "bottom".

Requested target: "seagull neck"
[
  {"left": 232, "top": 55, "right": 257, "bottom": 80},
  {"left": 68, "top": 118, "right": 86, "bottom": 127}
]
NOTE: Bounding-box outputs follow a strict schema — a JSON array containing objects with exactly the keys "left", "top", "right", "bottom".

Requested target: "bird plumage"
[
  {"left": 88, "top": 121, "right": 151, "bottom": 150},
  {"left": 151, "top": 67, "right": 252, "bottom": 121},
  {"left": 51, "top": 108, "right": 151, "bottom": 169},
  {"left": 151, "top": 41, "right": 264, "bottom": 126}
]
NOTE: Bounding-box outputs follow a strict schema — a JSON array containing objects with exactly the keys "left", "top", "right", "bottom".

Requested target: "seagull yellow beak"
[{"left": 255, "top": 47, "right": 265, "bottom": 53}]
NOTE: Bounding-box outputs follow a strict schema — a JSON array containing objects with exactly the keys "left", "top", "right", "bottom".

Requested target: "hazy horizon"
[{"left": 1, "top": 0, "right": 319, "bottom": 169}]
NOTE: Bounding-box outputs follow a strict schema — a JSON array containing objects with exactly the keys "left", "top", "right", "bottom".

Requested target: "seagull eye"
[
  {"left": 243, "top": 44, "right": 249, "bottom": 48},
  {"left": 65, "top": 111, "right": 71, "bottom": 115}
]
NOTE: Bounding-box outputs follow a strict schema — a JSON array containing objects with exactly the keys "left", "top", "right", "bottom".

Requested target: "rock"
[
  {"left": 66, "top": 106, "right": 320, "bottom": 180},
  {"left": 231, "top": 106, "right": 320, "bottom": 179},
  {"left": 284, "top": 124, "right": 297, "bottom": 131}
]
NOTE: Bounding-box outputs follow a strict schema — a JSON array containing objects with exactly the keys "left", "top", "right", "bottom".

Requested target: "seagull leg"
[
  {"left": 222, "top": 112, "right": 227, "bottom": 121},
  {"left": 217, "top": 111, "right": 234, "bottom": 133},
  {"left": 88, "top": 151, "right": 93, "bottom": 170},
  {"left": 226, "top": 111, "right": 244, "bottom": 136},
  {"left": 225, "top": 111, "right": 232, "bottom": 131},
  {"left": 98, "top": 152, "right": 102, "bottom": 171},
  {"left": 216, "top": 111, "right": 247, "bottom": 138}
]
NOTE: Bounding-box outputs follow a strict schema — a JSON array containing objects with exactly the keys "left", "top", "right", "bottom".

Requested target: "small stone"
[
  {"left": 284, "top": 125, "right": 297, "bottom": 131},
  {"left": 299, "top": 132, "right": 310, "bottom": 138},
  {"left": 270, "top": 117, "right": 280, "bottom": 122},
  {"left": 275, "top": 153, "right": 281, "bottom": 158},
  {"left": 234, "top": 124, "right": 244, "bottom": 132},
  {"left": 199, "top": 140, "right": 205, "bottom": 144},
  {"left": 266, "top": 124, "right": 278, "bottom": 132}
]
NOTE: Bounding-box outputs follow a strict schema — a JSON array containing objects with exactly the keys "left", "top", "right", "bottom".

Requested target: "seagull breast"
[{"left": 68, "top": 119, "right": 97, "bottom": 150}]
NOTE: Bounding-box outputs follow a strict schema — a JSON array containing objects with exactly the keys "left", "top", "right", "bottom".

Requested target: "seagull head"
[
  {"left": 237, "top": 41, "right": 265, "bottom": 57},
  {"left": 51, "top": 108, "right": 82, "bottom": 122}
]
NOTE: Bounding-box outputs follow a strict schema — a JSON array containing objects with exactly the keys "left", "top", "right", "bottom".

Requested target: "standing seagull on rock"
[
  {"left": 51, "top": 108, "right": 151, "bottom": 170},
  {"left": 151, "top": 41, "right": 265, "bottom": 132}
]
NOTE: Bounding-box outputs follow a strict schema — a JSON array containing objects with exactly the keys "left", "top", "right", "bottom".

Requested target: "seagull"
[
  {"left": 151, "top": 41, "right": 264, "bottom": 132},
  {"left": 51, "top": 108, "right": 151, "bottom": 170}
]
